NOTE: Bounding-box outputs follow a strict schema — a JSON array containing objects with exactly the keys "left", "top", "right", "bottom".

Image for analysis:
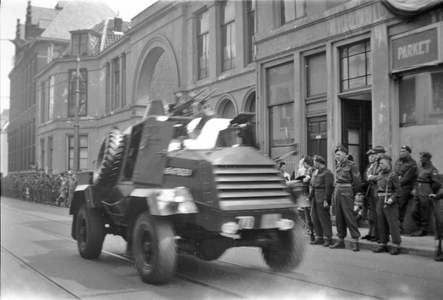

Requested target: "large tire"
[
  {"left": 261, "top": 223, "right": 306, "bottom": 272},
  {"left": 76, "top": 204, "right": 105, "bottom": 259},
  {"left": 133, "top": 212, "right": 177, "bottom": 284},
  {"left": 93, "top": 129, "right": 126, "bottom": 187}
]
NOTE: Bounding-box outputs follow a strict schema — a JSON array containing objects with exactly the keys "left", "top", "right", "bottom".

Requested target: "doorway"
[
  {"left": 307, "top": 116, "right": 327, "bottom": 164},
  {"left": 341, "top": 99, "right": 372, "bottom": 175}
]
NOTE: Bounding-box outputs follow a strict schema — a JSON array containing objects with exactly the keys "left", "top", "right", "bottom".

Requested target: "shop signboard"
[{"left": 390, "top": 22, "right": 442, "bottom": 73}]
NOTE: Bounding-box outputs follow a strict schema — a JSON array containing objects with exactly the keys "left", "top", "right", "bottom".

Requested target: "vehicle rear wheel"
[
  {"left": 132, "top": 212, "right": 177, "bottom": 284},
  {"left": 93, "top": 129, "right": 126, "bottom": 187},
  {"left": 261, "top": 224, "right": 306, "bottom": 272},
  {"left": 76, "top": 204, "right": 105, "bottom": 259}
]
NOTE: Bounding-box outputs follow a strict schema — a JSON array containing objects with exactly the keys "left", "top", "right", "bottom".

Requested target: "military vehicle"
[{"left": 70, "top": 92, "right": 306, "bottom": 284}]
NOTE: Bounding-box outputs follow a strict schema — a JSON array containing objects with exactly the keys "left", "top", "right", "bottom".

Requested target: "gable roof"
[{"left": 41, "top": 0, "right": 116, "bottom": 40}]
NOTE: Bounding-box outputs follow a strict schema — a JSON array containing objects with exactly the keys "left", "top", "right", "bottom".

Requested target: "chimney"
[
  {"left": 114, "top": 17, "right": 123, "bottom": 32},
  {"left": 16, "top": 19, "right": 21, "bottom": 40}
]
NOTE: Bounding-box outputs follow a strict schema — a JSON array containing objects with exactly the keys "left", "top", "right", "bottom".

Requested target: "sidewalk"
[{"left": 303, "top": 226, "right": 437, "bottom": 258}]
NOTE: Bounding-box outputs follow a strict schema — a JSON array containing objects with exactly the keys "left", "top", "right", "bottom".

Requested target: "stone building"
[
  {"left": 8, "top": 0, "right": 116, "bottom": 173},
  {"left": 9, "top": 0, "right": 443, "bottom": 179}
]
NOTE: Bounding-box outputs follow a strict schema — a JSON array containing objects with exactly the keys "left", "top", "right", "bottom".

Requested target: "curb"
[{"left": 304, "top": 235, "right": 435, "bottom": 258}]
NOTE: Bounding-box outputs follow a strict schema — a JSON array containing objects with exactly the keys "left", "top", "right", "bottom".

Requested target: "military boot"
[
  {"left": 310, "top": 238, "right": 325, "bottom": 245},
  {"left": 352, "top": 240, "right": 360, "bottom": 252},
  {"left": 323, "top": 238, "right": 332, "bottom": 247},
  {"left": 329, "top": 240, "right": 345, "bottom": 249},
  {"left": 411, "top": 229, "right": 427, "bottom": 237}
]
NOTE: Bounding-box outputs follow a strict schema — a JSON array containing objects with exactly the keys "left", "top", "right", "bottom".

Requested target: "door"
[
  {"left": 307, "top": 116, "right": 327, "bottom": 164},
  {"left": 341, "top": 99, "right": 372, "bottom": 176}
]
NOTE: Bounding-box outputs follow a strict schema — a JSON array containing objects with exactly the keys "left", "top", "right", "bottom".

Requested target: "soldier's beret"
[
  {"left": 372, "top": 146, "right": 386, "bottom": 154},
  {"left": 401, "top": 145, "right": 412, "bottom": 153},
  {"left": 315, "top": 156, "right": 326, "bottom": 164},
  {"left": 335, "top": 145, "right": 348, "bottom": 154},
  {"left": 366, "top": 149, "right": 374, "bottom": 155},
  {"left": 420, "top": 152, "right": 432, "bottom": 159},
  {"left": 304, "top": 156, "right": 314, "bottom": 166}
]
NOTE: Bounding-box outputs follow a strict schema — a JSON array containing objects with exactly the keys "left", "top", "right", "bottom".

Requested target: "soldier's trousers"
[
  {"left": 311, "top": 197, "right": 332, "bottom": 238},
  {"left": 412, "top": 183, "right": 432, "bottom": 230},
  {"left": 334, "top": 185, "right": 360, "bottom": 239},
  {"left": 398, "top": 185, "right": 414, "bottom": 223},
  {"left": 376, "top": 195, "right": 401, "bottom": 245},
  {"left": 369, "top": 185, "right": 379, "bottom": 239}
]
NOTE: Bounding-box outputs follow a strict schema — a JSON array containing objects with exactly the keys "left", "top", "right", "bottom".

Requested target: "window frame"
[
  {"left": 71, "top": 33, "right": 88, "bottom": 57},
  {"left": 68, "top": 134, "right": 88, "bottom": 171},
  {"left": 68, "top": 68, "right": 88, "bottom": 117},
  {"left": 196, "top": 9, "right": 210, "bottom": 80},
  {"left": 220, "top": 0, "right": 236, "bottom": 72},
  {"left": 339, "top": 40, "right": 372, "bottom": 92}
]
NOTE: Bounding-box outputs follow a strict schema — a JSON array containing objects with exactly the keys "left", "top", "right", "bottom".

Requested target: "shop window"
[
  {"left": 68, "top": 135, "right": 88, "bottom": 171},
  {"left": 68, "top": 68, "right": 87, "bottom": 117},
  {"left": 267, "top": 62, "right": 294, "bottom": 146},
  {"left": 221, "top": 0, "right": 236, "bottom": 71},
  {"left": 399, "top": 70, "right": 443, "bottom": 127},
  {"left": 281, "top": 0, "right": 306, "bottom": 24},
  {"left": 197, "top": 9, "right": 209, "bottom": 79},
  {"left": 340, "top": 40, "right": 371, "bottom": 91},
  {"left": 306, "top": 52, "right": 327, "bottom": 97}
]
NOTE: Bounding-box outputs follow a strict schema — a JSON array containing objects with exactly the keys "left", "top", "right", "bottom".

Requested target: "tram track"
[{"left": 2, "top": 202, "right": 386, "bottom": 300}]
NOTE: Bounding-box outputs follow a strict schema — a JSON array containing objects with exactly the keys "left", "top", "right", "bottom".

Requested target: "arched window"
[{"left": 218, "top": 99, "right": 236, "bottom": 118}]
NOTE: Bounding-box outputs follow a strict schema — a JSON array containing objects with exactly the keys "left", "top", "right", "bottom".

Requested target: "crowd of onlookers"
[{"left": 1, "top": 170, "right": 77, "bottom": 207}]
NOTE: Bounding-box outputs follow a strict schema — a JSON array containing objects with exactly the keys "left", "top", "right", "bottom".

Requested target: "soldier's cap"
[
  {"left": 372, "top": 146, "right": 386, "bottom": 154},
  {"left": 335, "top": 145, "right": 348, "bottom": 154},
  {"left": 366, "top": 149, "right": 374, "bottom": 155},
  {"left": 420, "top": 152, "right": 432, "bottom": 159},
  {"left": 304, "top": 156, "right": 314, "bottom": 166},
  {"left": 401, "top": 145, "right": 412, "bottom": 153},
  {"left": 315, "top": 155, "right": 326, "bottom": 165}
]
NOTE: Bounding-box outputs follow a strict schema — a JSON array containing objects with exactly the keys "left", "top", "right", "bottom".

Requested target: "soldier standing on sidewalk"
[
  {"left": 393, "top": 145, "right": 417, "bottom": 232},
  {"left": 330, "top": 145, "right": 361, "bottom": 252},
  {"left": 308, "top": 156, "right": 334, "bottom": 247},
  {"left": 372, "top": 155, "right": 403, "bottom": 255},
  {"left": 429, "top": 187, "right": 443, "bottom": 262},
  {"left": 412, "top": 152, "right": 442, "bottom": 237}
]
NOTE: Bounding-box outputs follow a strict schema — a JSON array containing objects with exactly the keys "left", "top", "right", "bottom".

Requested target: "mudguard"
[
  {"left": 70, "top": 185, "right": 103, "bottom": 215},
  {"left": 130, "top": 188, "right": 198, "bottom": 216}
]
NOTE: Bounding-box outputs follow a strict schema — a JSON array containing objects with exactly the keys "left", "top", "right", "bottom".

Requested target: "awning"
[{"left": 382, "top": 0, "right": 443, "bottom": 19}]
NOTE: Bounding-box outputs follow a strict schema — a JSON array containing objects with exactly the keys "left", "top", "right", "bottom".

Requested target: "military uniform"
[
  {"left": 393, "top": 152, "right": 417, "bottom": 224},
  {"left": 308, "top": 158, "right": 334, "bottom": 246},
  {"left": 376, "top": 171, "right": 403, "bottom": 246},
  {"left": 331, "top": 147, "right": 361, "bottom": 250},
  {"left": 412, "top": 154, "right": 441, "bottom": 236},
  {"left": 366, "top": 161, "right": 381, "bottom": 241}
]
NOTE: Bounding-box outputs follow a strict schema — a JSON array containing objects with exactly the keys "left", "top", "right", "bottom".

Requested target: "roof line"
[{"left": 100, "top": 18, "right": 110, "bottom": 53}]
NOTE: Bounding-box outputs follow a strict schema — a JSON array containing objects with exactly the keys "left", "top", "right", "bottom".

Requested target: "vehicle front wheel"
[
  {"left": 132, "top": 212, "right": 177, "bottom": 284},
  {"left": 261, "top": 224, "right": 306, "bottom": 272},
  {"left": 76, "top": 204, "right": 105, "bottom": 259}
]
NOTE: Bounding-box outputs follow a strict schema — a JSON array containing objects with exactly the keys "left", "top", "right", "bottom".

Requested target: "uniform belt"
[
  {"left": 336, "top": 183, "right": 352, "bottom": 187},
  {"left": 377, "top": 193, "right": 392, "bottom": 196}
]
